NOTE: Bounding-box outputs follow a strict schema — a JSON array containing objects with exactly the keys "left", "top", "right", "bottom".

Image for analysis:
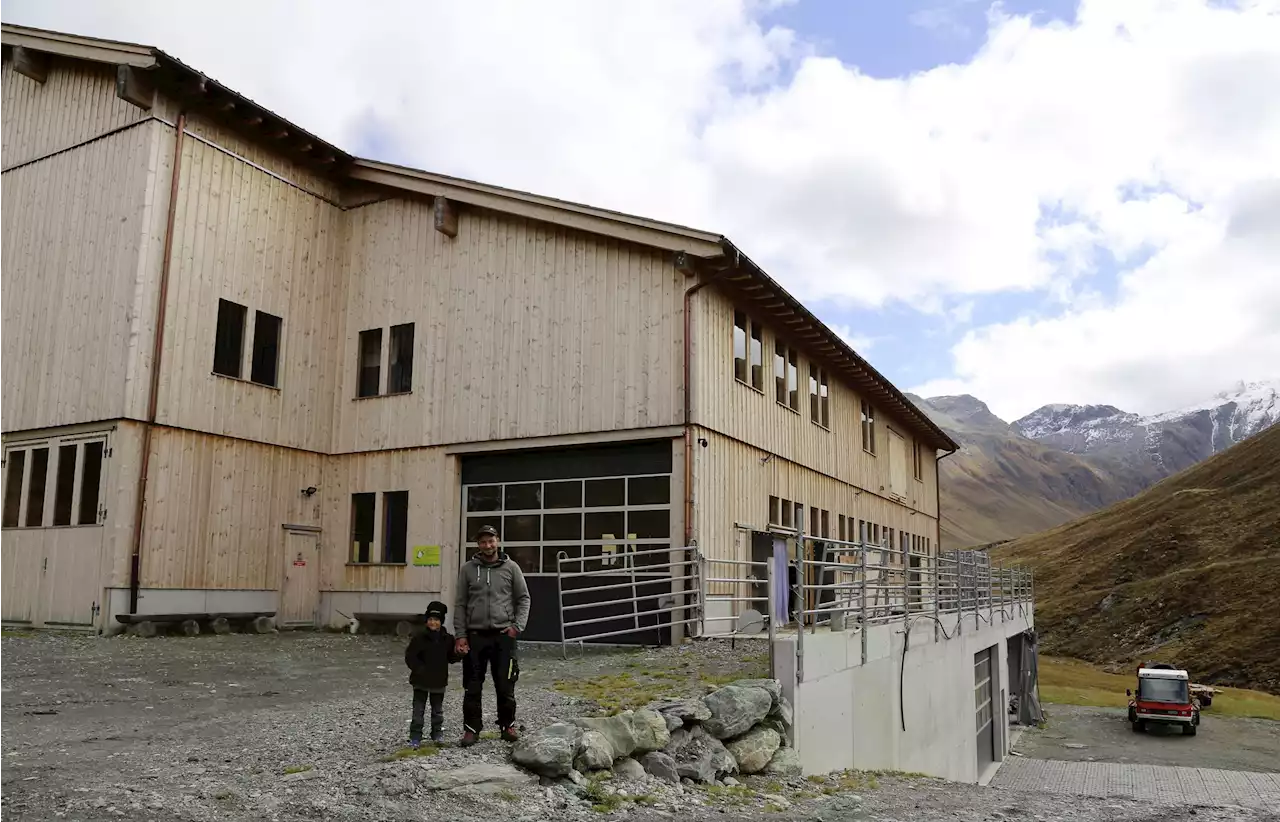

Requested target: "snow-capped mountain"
[{"left": 1012, "top": 379, "right": 1280, "bottom": 478}]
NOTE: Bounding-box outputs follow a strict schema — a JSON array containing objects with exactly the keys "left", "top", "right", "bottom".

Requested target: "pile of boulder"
[{"left": 512, "top": 678, "right": 801, "bottom": 785}]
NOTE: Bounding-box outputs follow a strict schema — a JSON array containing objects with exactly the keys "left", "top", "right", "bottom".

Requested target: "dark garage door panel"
[{"left": 524, "top": 575, "right": 672, "bottom": 645}]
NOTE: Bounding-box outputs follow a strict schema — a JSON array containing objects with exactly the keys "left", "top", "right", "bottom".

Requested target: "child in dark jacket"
[{"left": 404, "top": 601, "right": 462, "bottom": 746}]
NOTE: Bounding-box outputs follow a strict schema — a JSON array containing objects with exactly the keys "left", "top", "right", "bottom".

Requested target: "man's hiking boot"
[
  {"left": 430, "top": 730, "right": 444, "bottom": 745},
  {"left": 459, "top": 731, "right": 479, "bottom": 748},
  {"left": 408, "top": 736, "right": 421, "bottom": 750},
  {"left": 500, "top": 726, "right": 520, "bottom": 743}
]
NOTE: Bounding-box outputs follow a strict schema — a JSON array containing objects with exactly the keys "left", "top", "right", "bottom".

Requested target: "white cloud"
[
  {"left": 828, "top": 324, "right": 879, "bottom": 353},
  {"left": 4, "top": 0, "right": 1279, "bottom": 418}
]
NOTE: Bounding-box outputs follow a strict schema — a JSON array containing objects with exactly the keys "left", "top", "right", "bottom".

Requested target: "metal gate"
[{"left": 974, "top": 646, "right": 996, "bottom": 770}]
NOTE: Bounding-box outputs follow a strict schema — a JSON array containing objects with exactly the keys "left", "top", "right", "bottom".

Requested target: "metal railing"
[{"left": 555, "top": 544, "right": 701, "bottom": 656}]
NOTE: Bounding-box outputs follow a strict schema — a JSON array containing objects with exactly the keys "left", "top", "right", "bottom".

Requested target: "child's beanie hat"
[{"left": 424, "top": 601, "right": 448, "bottom": 621}]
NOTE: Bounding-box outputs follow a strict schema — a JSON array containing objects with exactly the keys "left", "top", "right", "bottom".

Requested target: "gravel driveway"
[
  {"left": 1014, "top": 704, "right": 1280, "bottom": 772},
  {"left": 4, "top": 631, "right": 1280, "bottom": 822}
]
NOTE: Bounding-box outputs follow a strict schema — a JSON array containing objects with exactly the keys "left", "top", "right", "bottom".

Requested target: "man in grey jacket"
[{"left": 454, "top": 524, "right": 531, "bottom": 745}]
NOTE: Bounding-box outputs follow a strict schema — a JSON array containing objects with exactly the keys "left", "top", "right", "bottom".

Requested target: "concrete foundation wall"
[{"left": 776, "top": 609, "right": 1033, "bottom": 783}]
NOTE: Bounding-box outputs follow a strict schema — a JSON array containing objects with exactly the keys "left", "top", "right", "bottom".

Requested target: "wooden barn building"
[{"left": 1, "top": 24, "right": 957, "bottom": 640}]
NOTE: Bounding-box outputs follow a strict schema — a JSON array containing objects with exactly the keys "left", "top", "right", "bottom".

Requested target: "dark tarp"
[{"left": 1012, "top": 628, "right": 1044, "bottom": 725}]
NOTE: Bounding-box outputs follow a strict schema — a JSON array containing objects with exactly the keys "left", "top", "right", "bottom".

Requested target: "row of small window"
[
  {"left": 463, "top": 543, "right": 671, "bottom": 576},
  {"left": 464, "top": 476, "right": 670, "bottom": 513},
  {"left": 768, "top": 496, "right": 932, "bottom": 557},
  {"left": 212, "top": 298, "right": 416, "bottom": 398},
  {"left": 2, "top": 439, "right": 106, "bottom": 529},
  {"left": 735, "top": 310, "right": 881, "bottom": 453},
  {"left": 463, "top": 508, "right": 670, "bottom": 545}
]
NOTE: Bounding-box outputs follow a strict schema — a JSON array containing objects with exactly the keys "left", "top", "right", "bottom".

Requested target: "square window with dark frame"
[
  {"left": 861, "top": 400, "right": 877, "bottom": 454},
  {"left": 213, "top": 299, "right": 247, "bottom": 378},
  {"left": 357, "top": 328, "right": 382, "bottom": 398},
  {"left": 382, "top": 490, "right": 409, "bottom": 564},
  {"left": 250, "top": 311, "right": 282, "bottom": 387},
  {"left": 2, "top": 449, "right": 27, "bottom": 528},
  {"left": 388, "top": 323, "right": 414, "bottom": 394},
  {"left": 350, "top": 492, "right": 375, "bottom": 563}
]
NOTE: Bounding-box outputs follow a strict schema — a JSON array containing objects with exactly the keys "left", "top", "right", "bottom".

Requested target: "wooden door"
[{"left": 280, "top": 530, "right": 320, "bottom": 627}]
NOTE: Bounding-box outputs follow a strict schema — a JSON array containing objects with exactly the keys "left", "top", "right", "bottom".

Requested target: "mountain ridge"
[{"left": 910, "top": 378, "right": 1280, "bottom": 548}]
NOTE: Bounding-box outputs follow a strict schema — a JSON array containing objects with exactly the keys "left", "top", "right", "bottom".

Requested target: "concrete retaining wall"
[{"left": 774, "top": 609, "right": 1034, "bottom": 784}]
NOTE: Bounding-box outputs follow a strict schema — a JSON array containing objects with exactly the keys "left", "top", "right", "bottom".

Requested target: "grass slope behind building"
[{"left": 993, "top": 424, "right": 1280, "bottom": 695}]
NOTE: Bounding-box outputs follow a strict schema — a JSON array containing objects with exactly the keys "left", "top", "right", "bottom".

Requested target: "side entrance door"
[
  {"left": 974, "top": 645, "right": 996, "bottom": 771},
  {"left": 280, "top": 529, "right": 320, "bottom": 627}
]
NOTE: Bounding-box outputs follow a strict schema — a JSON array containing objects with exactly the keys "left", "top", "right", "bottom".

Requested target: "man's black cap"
[{"left": 475, "top": 524, "right": 499, "bottom": 539}]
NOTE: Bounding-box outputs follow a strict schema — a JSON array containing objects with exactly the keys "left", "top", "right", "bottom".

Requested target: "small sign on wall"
[{"left": 412, "top": 546, "right": 442, "bottom": 567}]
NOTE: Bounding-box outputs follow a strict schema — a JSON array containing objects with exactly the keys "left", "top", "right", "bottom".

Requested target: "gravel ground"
[
  {"left": 1015, "top": 704, "right": 1280, "bottom": 772},
  {"left": 4, "top": 631, "right": 1279, "bottom": 822}
]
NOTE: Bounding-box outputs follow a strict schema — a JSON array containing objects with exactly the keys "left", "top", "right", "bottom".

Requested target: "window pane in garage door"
[
  {"left": 628, "top": 475, "right": 670, "bottom": 505},
  {"left": 585, "top": 478, "right": 625, "bottom": 507},
  {"left": 585, "top": 510, "right": 625, "bottom": 540},
  {"left": 504, "top": 483, "right": 541, "bottom": 511},
  {"left": 506, "top": 545, "right": 540, "bottom": 574},
  {"left": 544, "top": 480, "right": 582, "bottom": 509},
  {"left": 627, "top": 509, "right": 669, "bottom": 539},
  {"left": 466, "top": 514, "right": 502, "bottom": 540},
  {"left": 544, "top": 545, "right": 581, "bottom": 573},
  {"left": 544, "top": 512, "right": 582, "bottom": 541},
  {"left": 467, "top": 485, "right": 502, "bottom": 512},
  {"left": 504, "top": 513, "right": 540, "bottom": 542}
]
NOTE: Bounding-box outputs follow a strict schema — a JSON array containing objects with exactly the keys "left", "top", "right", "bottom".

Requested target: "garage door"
[
  {"left": 459, "top": 440, "right": 674, "bottom": 644},
  {"left": 975, "top": 646, "right": 996, "bottom": 770}
]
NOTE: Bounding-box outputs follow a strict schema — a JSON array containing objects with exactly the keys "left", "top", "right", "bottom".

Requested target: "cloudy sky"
[{"left": 7, "top": 0, "right": 1278, "bottom": 421}]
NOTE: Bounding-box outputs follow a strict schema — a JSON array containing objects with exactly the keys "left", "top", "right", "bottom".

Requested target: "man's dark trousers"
[
  {"left": 410, "top": 689, "right": 444, "bottom": 740},
  {"left": 462, "top": 630, "right": 518, "bottom": 733}
]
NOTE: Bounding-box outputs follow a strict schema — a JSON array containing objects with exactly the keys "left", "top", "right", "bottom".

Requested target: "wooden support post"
[
  {"left": 115, "top": 65, "right": 154, "bottom": 110},
  {"left": 13, "top": 47, "right": 49, "bottom": 83},
  {"left": 433, "top": 195, "right": 458, "bottom": 237}
]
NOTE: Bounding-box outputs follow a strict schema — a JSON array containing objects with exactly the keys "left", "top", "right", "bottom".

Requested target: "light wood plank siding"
[
  {"left": 1, "top": 55, "right": 149, "bottom": 169},
  {"left": 1, "top": 124, "right": 158, "bottom": 431},
  {"left": 335, "top": 202, "right": 685, "bottom": 452},
  {"left": 153, "top": 127, "right": 346, "bottom": 452},
  {"left": 690, "top": 426, "right": 939, "bottom": 564},
  {"left": 138, "top": 427, "right": 323, "bottom": 590},
  {"left": 320, "top": 447, "right": 455, "bottom": 593},
  {"left": 690, "top": 286, "right": 938, "bottom": 518},
  {"left": 180, "top": 111, "right": 341, "bottom": 204}
]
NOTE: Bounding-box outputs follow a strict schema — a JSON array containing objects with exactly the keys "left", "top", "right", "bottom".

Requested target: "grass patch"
[
  {"left": 381, "top": 744, "right": 440, "bottom": 761},
  {"left": 1039, "top": 657, "right": 1280, "bottom": 721},
  {"left": 283, "top": 765, "right": 313, "bottom": 775},
  {"left": 1, "top": 630, "right": 33, "bottom": 638},
  {"left": 797, "top": 769, "right": 881, "bottom": 797},
  {"left": 701, "top": 784, "right": 755, "bottom": 806},
  {"left": 496, "top": 789, "right": 520, "bottom": 802},
  {"left": 582, "top": 773, "right": 627, "bottom": 814},
  {"left": 479, "top": 731, "right": 501, "bottom": 741}
]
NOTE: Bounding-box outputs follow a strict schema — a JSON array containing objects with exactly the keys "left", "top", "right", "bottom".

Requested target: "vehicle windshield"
[{"left": 1138, "top": 677, "right": 1189, "bottom": 703}]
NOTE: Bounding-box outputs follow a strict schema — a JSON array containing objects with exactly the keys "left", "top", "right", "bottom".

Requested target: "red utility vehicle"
[{"left": 1127, "top": 664, "right": 1199, "bottom": 736}]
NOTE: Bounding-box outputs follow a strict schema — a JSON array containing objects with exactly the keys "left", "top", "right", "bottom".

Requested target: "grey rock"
[
  {"left": 614, "top": 757, "right": 647, "bottom": 781},
  {"left": 728, "top": 679, "right": 782, "bottom": 709},
  {"left": 567, "top": 769, "right": 587, "bottom": 786},
  {"left": 722, "top": 776, "right": 740, "bottom": 787},
  {"left": 421, "top": 763, "right": 536, "bottom": 792},
  {"left": 662, "top": 712, "right": 684, "bottom": 733},
  {"left": 769, "top": 695, "right": 794, "bottom": 729},
  {"left": 512, "top": 723, "right": 583, "bottom": 778},
  {"left": 664, "top": 726, "right": 738, "bottom": 783},
  {"left": 640, "top": 751, "right": 680, "bottom": 784},
  {"left": 701, "top": 686, "right": 772, "bottom": 739},
  {"left": 725, "top": 726, "right": 781, "bottom": 774},
  {"left": 654, "top": 698, "right": 711, "bottom": 723},
  {"left": 760, "top": 793, "right": 791, "bottom": 810},
  {"left": 572, "top": 713, "right": 638, "bottom": 759},
  {"left": 629, "top": 709, "right": 671, "bottom": 754},
  {"left": 573, "top": 730, "right": 614, "bottom": 773},
  {"left": 763, "top": 746, "right": 802, "bottom": 777},
  {"left": 280, "top": 770, "right": 320, "bottom": 783}
]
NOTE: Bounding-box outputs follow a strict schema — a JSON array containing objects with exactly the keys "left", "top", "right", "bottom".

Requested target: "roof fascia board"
[
  {"left": 1, "top": 26, "right": 157, "bottom": 69},
  {"left": 348, "top": 161, "right": 725, "bottom": 257}
]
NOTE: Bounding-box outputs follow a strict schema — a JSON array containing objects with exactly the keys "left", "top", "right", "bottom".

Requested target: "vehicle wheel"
[
  {"left": 1183, "top": 723, "right": 1197, "bottom": 736},
  {"left": 1201, "top": 695, "right": 1212, "bottom": 708}
]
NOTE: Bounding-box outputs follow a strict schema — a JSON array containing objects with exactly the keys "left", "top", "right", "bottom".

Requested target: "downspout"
[
  {"left": 934, "top": 446, "right": 955, "bottom": 553},
  {"left": 129, "top": 111, "right": 187, "bottom": 614},
  {"left": 682, "top": 264, "right": 732, "bottom": 546}
]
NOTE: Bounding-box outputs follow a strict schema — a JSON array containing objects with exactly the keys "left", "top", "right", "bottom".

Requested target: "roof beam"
[
  {"left": 433, "top": 195, "right": 459, "bottom": 238},
  {"left": 115, "top": 65, "right": 154, "bottom": 110},
  {"left": 0, "top": 27, "right": 157, "bottom": 69},
  {"left": 12, "top": 46, "right": 49, "bottom": 83}
]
